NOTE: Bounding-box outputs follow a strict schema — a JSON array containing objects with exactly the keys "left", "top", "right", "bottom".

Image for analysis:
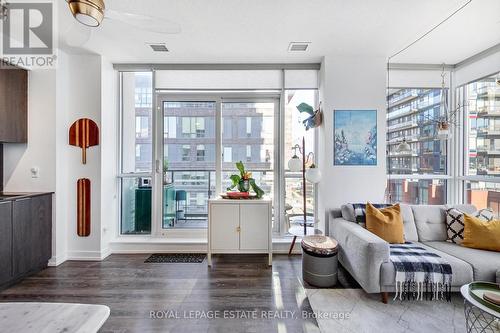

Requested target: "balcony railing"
[
  {"left": 387, "top": 90, "right": 419, "bottom": 108},
  {"left": 477, "top": 127, "right": 500, "bottom": 136},
  {"left": 387, "top": 120, "right": 418, "bottom": 133}
]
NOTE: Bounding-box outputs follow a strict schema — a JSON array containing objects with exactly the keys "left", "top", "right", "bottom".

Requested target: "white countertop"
[{"left": 0, "top": 302, "right": 110, "bottom": 333}]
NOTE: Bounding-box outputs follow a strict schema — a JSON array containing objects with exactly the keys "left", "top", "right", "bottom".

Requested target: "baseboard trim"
[
  {"left": 66, "top": 249, "right": 113, "bottom": 261},
  {"left": 48, "top": 255, "right": 68, "bottom": 267},
  {"left": 110, "top": 241, "right": 302, "bottom": 254},
  {"left": 48, "top": 241, "right": 301, "bottom": 264}
]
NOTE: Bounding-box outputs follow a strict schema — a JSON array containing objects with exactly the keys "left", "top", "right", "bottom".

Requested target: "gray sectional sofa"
[{"left": 327, "top": 204, "right": 500, "bottom": 302}]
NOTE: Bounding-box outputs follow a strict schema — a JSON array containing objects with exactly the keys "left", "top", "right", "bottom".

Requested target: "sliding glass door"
[
  {"left": 157, "top": 95, "right": 279, "bottom": 233},
  {"left": 162, "top": 100, "right": 216, "bottom": 229}
]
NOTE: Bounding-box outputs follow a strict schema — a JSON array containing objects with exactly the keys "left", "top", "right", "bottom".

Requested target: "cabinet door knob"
[{"left": 236, "top": 226, "right": 241, "bottom": 232}]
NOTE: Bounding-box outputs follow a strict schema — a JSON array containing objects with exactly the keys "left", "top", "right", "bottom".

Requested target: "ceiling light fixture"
[
  {"left": 0, "top": 1, "right": 8, "bottom": 21},
  {"left": 68, "top": 0, "right": 105, "bottom": 27}
]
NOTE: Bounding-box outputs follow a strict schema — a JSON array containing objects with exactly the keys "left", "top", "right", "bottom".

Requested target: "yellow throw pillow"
[
  {"left": 462, "top": 214, "right": 500, "bottom": 252},
  {"left": 366, "top": 203, "right": 405, "bottom": 244}
]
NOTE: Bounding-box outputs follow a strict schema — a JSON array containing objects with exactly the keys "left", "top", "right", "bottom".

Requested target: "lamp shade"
[
  {"left": 288, "top": 155, "right": 302, "bottom": 172},
  {"left": 305, "top": 165, "right": 321, "bottom": 183}
]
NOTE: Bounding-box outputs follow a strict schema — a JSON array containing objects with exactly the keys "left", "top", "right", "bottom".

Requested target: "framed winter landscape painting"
[{"left": 334, "top": 110, "right": 377, "bottom": 166}]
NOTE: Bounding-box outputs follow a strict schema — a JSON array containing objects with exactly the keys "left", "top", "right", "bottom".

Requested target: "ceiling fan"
[
  {"left": 0, "top": 0, "right": 8, "bottom": 21},
  {"left": 65, "top": 0, "right": 181, "bottom": 46}
]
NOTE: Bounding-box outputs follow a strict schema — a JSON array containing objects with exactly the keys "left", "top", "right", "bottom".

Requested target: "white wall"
[
  {"left": 318, "top": 55, "right": 387, "bottom": 230},
  {"left": 60, "top": 54, "right": 103, "bottom": 260},
  {"left": 3, "top": 51, "right": 112, "bottom": 265},
  {"left": 100, "top": 57, "right": 118, "bottom": 255},
  {"left": 3, "top": 70, "right": 56, "bottom": 192}
]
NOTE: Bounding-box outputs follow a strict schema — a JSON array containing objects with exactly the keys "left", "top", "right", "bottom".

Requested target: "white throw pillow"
[{"left": 445, "top": 208, "right": 494, "bottom": 244}]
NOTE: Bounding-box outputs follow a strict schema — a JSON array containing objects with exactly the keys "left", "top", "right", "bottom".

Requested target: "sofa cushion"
[
  {"left": 445, "top": 208, "right": 494, "bottom": 244},
  {"left": 340, "top": 204, "right": 356, "bottom": 222},
  {"left": 400, "top": 204, "right": 418, "bottom": 242},
  {"left": 366, "top": 203, "right": 405, "bottom": 244},
  {"left": 423, "top": 241, "right": 500, "bottom": 282},
  {"left": 341, "top": 203, "right": 419, "bottom": 242},
  {"left": 412, "top": 205, "right": 447, "bottom": 242},
  {"left": 381, "top": 242, "right": 473, "bottom": 287},
  {"left": 342, "top": 203, "right": 391, "bottom": 224}
]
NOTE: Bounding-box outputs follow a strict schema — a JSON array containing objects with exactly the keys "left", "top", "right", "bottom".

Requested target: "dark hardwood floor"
[{"left": 0, "top": 254, "right": 359, "bottom": 333}]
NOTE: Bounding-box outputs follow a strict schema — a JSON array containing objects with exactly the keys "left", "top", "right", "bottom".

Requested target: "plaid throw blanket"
[{"left": 390, "top": 243, "right": 452, "bottom": 301}]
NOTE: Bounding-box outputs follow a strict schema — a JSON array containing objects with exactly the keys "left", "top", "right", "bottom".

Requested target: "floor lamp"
[{"left": 288, "top": 136, "right": 321, "bottom": 237}]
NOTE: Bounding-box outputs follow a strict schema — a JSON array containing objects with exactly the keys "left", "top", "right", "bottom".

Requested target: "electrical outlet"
[{"left": 30, "top": 167, "right": 39, "bottom": 178}]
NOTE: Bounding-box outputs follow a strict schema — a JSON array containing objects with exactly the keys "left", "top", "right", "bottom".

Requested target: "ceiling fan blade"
[
  {"left": 62, "top": 22, "right": 92, "bottom": 47},
  {"left": 106, "top": 9, "right": 181, "bottom": 34}
]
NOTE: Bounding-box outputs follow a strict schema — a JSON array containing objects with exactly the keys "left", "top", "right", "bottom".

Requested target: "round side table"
[
  {"left": 460, "top": 284, "right": 500, "bottom": 333},
  {"left": 301, "top": 235, "right": 339, "bottom": 287}
]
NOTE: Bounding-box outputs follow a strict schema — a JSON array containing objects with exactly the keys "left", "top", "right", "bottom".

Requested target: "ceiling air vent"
[
  {"left": 288, "top": 42, "right": 310, "bottom": 52},
  {"left": 148, "top": 43, "right": 169, "bottom": 52}
]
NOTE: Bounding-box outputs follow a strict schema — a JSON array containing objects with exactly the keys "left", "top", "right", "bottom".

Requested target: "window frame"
[
  {"left": 456, "top": 71, "right": 500, "bottom": 209},
  {"left": 118, "top": 69, "right": 320, "bottom": 238}
]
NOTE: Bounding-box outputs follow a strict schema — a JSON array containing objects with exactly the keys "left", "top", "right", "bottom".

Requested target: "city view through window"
[
  {"left": 464, "top": 74, "right": 500, "bottom": 215},
  {"left": 120, "top": 72, "right": 318, "bottom": 234},
  {"left": 386, "top": 88, "right": 447, "bottom": 205},
  {"left": 386, "top": 73, "right": 500, "bottom": 213}
]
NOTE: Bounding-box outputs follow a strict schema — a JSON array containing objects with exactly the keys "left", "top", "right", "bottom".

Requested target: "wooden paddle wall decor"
[
  {"left": 69, "top": 118, "right": 99, "bottom": 164},
  {"left": 77, "top": 178, "right": 91, "bottom": 237}
]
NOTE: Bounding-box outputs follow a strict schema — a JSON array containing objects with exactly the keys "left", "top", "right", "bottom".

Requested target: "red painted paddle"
[
  {"left": 69, "top": 118, "right": 99, "bottom": 164},
  {"left": 77, "top": 178, "right": 91, "bottom": 237}
]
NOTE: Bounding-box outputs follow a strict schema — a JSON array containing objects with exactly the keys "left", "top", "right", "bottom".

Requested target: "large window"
[
  {"left": 162, "top": 101, "right": 216, "bottom": 229},
  {"left": 460, "top": 72, "right": 500, "bottom": 214},
  {"left": 119, "top": 68, "right": 319, "bottom": 236},
  {"left": 386, "top": 88, "right": 448, "bottom": 204},
  {"left": 284, "top": 90, "right": 317, "bottom": 221},
  {"left": 120, "top": 72, "right": 153, "bottom": 234}
]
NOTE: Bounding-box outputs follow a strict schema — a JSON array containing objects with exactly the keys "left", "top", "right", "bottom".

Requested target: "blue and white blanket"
[{"left": 390, "top": 243, "right": 452, "bottom": 301}]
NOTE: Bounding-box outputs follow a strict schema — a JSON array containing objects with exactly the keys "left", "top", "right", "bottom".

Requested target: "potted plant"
[{"left": 227, "top": 161, "right": 264, "bottom": 198}]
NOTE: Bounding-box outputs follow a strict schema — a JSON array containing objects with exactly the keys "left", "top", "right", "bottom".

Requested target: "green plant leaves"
[
  {"left": 227, "top": 174, "right": 241, "bottom": 191},
  {"left": 226, "top": 161, "right": 265, "bottom": 198},
  {"left": 236, "top": 161, "right": 245, "bottom": 177},
  {"left": 249, "top": 178, "right": 264, "bottom": 198},
  {"left": 296, "top": 102, "right": 314, "bottom": 116}
]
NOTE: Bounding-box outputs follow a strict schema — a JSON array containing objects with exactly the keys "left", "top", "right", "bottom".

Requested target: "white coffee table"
[
  {"left": 0, "top": 302, "right": 110, "bottom": 333},
  {"left": 460, "top": 284, "right": 500, "bottom": 333}
]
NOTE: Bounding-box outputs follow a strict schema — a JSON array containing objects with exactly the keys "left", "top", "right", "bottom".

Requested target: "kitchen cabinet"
[
  {"left": 0, "top": 67, "right": 28, "bottom": 143},
  {"left": 0, "top": 193, "right": 52, "bottom": 290},
  {"left": 207, "top": 198, "right": 272, "bottom": 267},
  {"left": 0, "top": 201, "right": 12, "bottom": 286}
]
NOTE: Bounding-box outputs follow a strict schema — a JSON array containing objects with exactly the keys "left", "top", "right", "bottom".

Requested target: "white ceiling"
[{"left": 57, "top": 0, "right": 500, "bottom": 65}]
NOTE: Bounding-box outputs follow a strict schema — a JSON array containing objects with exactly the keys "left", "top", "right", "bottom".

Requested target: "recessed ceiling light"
[
  {"left": 288, "top": 42, "right": 310, "bottom": 52},
  {"left": 147, "top": 43, "right": 169, "bottom": 52}
]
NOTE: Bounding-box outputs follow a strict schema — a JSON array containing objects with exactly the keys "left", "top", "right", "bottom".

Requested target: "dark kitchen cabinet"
[
  {"left": 0, "top": 67, "right": 28, "bottom": 143},
  {"left": 12, "top": 198, "right": 32, "bottom": 276},
  {"left": 0, "top": 201, "right": 12, "bottom": 286},
  {"left": 0, "top": 193, "right": 52, "bottom": 290}
]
